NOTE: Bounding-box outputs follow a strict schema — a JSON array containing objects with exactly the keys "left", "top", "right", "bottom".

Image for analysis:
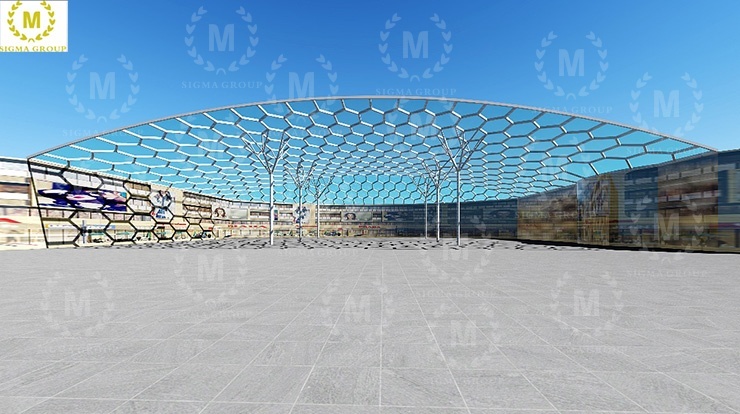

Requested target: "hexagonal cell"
[
  {"left": 106, "top": 222, "right": 135, "bottom": 243},
  {"left": 153, "top": 223, "right": 176, "bottom": 241}
]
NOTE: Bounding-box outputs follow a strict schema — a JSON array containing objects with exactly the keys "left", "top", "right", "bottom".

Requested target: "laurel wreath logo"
[
  {"left": 66, "top": 54, "right": 140, "bottom": 122},
  {"left": 550, "top": 271, "right": 622, "bottom": 337},
  {"left": 41, "top": 272, "right": 114, "bottom": 337},
  {"left": 319, "top": 276, "right": 395, "bottom": 343},
  {"left": 263, "top": 53, "right": 339, "bottom": 114},
  {"left": 174, "top": 252, "right": 247, "bottom": 306},
  {"left": 535, "top": 31, "right": 608, "bottom": 100},
  {"left": 7, "top": 0, "right": 54, "bottom": 42},
  {"left": 629, "top": 72, "right": 703, "bottom": 137},
  {"left": 379, "top": 13, "right": 453, "bottom": 82},
  {"left": 185, "top": 6, "right": 258, "bottom": 75}
]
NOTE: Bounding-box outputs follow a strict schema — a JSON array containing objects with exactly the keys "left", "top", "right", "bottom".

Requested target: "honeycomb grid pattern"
[{"left": 30, "top": 97, "right": 715, "bottom": 205}]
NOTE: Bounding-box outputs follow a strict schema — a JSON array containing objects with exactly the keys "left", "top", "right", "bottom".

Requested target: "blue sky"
[{"left": 1, "top": 0, "right": 739, "bottom": 158}]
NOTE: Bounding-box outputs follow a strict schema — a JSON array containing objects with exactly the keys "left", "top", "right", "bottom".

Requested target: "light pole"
[{"left": 240, "top": 130, "right": 290, "bottom": 246}]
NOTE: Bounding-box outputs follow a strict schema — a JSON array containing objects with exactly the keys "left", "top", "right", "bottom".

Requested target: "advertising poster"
[
  {"left": 149, "top": 190, "right": 174, "bottom": 221},
  {"left": 517, "top": 186, "right": 577, "bottom": 242},
  {"left": 383, "top": 210, "right": 416, "bottom": 222},
  {"left": 620, "top": 166, "right": 658, "bottom": 246},
  {"left": 715, "top": 150, "right": 740, "bottom": 249},
  {"left": 37, "top": 182, "right": 127, "bottom": 212},
  {"left": 341, "top": 210, "right": 373, "bottom": 222},
  {"left": 577, "top": 174, "right": 621, "bottom": 245},
  {"left": 228, "top": 208, "right": 249, "bottom": 220},
  {"left": 656, "top": 155, "right": 718, "bottom": 250}
]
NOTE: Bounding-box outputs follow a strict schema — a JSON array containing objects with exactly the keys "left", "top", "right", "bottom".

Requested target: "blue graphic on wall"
[{"left": 38, "top": 182, "right": 127, "bottom": 212}]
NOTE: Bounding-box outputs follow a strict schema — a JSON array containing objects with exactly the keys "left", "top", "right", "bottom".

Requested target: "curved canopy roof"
[{"left": 30, "top": 97, "right": 715, "bottom": 204}]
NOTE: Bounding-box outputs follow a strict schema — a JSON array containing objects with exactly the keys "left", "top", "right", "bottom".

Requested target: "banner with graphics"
[
  {"left": 517, "top": 186, "right": 577, "bottom": 242},
  {"left": 656, "top": 155, "right": 718, "bottom": 250},
  {"left": 37, "top": 182, "right": 127, "bottom": 212},
  {"left": 341, "top": 210, "right": 373, "bottom": 222},
  {"left": 577, "top": 174, "right": 621, "bottom": 245}
]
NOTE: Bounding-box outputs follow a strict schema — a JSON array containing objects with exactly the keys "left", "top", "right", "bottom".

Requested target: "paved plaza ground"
[{"left": 0, "top": 238, "right": 739, "bottom": 413}]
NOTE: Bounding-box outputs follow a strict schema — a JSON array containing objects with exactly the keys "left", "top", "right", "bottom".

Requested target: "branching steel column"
[
  {"left": 414, "top": 176, "right": 432, "bottom": 239},
  {"left": 422, "top": 159, "right": 447, "bottom": 243},
  {"left": 438, "top": 129, "right": 485, "bottom": 246},
  {"left": 309, "top": 176, "right": 332, "bottom": 239},
  {"left": 285, "top": 161, "right": 315, "bottom": 243},
  {"left": 240, "top": 130, "right": 290, "bottom": 246}
]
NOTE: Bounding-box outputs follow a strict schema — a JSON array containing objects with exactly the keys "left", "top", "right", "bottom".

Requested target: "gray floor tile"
[
  {"left": 382, "top": 343, "right": 446, "bottom": 369},
  {"left": 21, "top": 398, "right": 124, "bottom": 413},
  {"left": 381, "top": 368, "right": 465, "bottom": 408},
  {"left": 525, "top": 371, "right": 643, "bottom": 411},
  {"left": 439, "top": 344, "right": 516, "bottom": 371},
  {"left": 224, "top": 324, "right": 287, "bottom": 341},
  {"left": 215, "top": 365, "right": 312, "bottom": 403},
  {"left": 189, "top": 340, "right": 269, "bottom": 365},
  {"left": 555, "top": 346, "right": 651, "bottom": 372},
  {"left": 0, "top": 397, "right": 47, "bottom": 413},
  {"left": 111, "top": 400, "right": 206, "bottom": 413},
  {"left": 251, "top": 341, "right": 324, "bottom": 366},
  {"left": 596, "top": 371, "right": 736, "bottom": 413},
  {"left": 316, "top": 342, "right": 381, "bottom": 367},
  {"left": 57, "top": 362, "right": 178, "bottom": 399},
  {"left": 669, "top": 373, "right": 740, "bottom": 411},
  {"left": 134, "top": 363, "right": 243, "bottom": 401},
  {"left": 200, "top": 402, "right": 293, "bottom": 413},
  {"left": 297, "top": 366, "right": 380, "bottom": 405},
  {"left": 498, "top": 345, "right": 587, "bottom": 372},
  {"left": 0, "top": 361, "right": 114, "bottom": 397},
  {"left": 451, "top": 369, "right": 553, "bottom": 409},
  {"left": 128, "top": 339, "right": 216, "bottom": 364}
]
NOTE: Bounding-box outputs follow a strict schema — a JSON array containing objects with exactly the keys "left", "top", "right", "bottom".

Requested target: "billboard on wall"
[
  {"left": 577, "top": 174, "right": 621, "bottom": 245},
  {"left": 656, "top": 155, "right": 719, "bottom": 249},
  {"left": 149, "top": 190, "right": 174, "bottom": 221},
  {"left": 383, "top": 210, "right": 416, "bottom": 222},
  {"left": 228, "top": 208, "right": 249, "bottom": 220},
  {"left": 341, "top": 211, "right": 373, "bottom": 222},
  {"left": 517, "top": 186, "right": 577, "bottom": 242},
  {"left": 37, "top": 182, "right": 127, "bottom": 212}
]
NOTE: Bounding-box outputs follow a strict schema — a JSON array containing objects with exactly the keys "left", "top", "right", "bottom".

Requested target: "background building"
[{"left": 2, "top": 97, "right": 736, "bottom": 252}]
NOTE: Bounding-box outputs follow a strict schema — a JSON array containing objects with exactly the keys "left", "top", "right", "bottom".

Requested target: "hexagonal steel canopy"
[{"left": 29, "top": 97, "right": 716, "bottom": 204}]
